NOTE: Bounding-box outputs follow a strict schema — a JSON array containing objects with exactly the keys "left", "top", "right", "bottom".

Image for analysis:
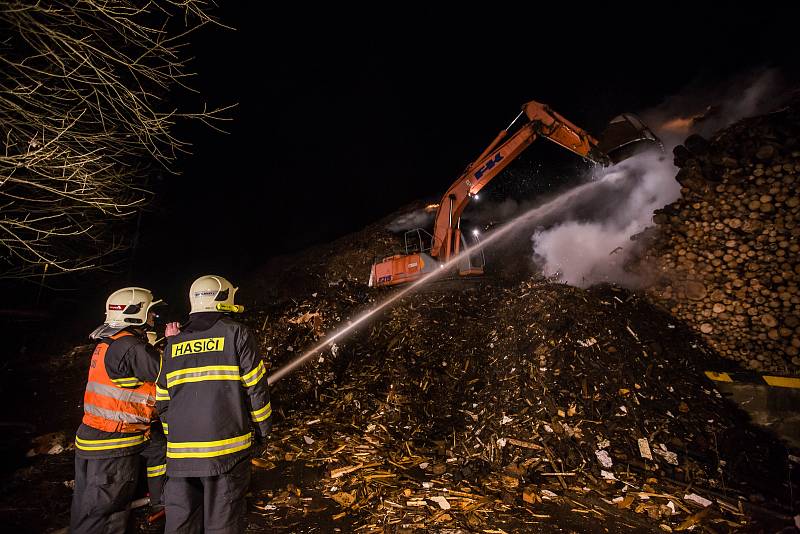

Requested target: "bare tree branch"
[{"left": 0, "top": 1, "right": 229, "bottom": 279}]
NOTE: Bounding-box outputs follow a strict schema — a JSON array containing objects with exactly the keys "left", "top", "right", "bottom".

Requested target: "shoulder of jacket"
[
  {"left": 107, "top": 332, "right": 145, "bottom": 352},
  {"left": 218, "top": 316, "right": 247, "bottom": 331}
]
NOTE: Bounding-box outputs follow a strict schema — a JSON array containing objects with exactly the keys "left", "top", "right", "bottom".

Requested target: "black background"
[{"left": 14, "top": 6, "right": 800, "bottom": 320}]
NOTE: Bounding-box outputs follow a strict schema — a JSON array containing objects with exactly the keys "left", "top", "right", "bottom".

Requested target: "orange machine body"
[{"left": 370, "top": 253, "right": 432, "bottom": 287}]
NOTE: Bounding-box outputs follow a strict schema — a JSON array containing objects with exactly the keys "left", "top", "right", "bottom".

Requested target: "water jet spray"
[{"left": 268, "top": 175, "right": 624, "bottom": 385}]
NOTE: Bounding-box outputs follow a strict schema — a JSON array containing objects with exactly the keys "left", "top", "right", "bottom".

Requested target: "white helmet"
[
  {"left": 105, "top": 287, "right": 161, "bottom": 327},
  {"left": 90, "top": 287, "right": 162, "bottom": 339},
  {"left": 189, "top": 275, "right": 239, "bottom": 314}
]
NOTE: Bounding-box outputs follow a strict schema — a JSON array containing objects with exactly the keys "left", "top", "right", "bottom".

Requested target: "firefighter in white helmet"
[
  {"left": 157, "top": 275, "right": 271, "bottom": 534},
  {"left": 188, "top": 274, "right": 242, "bottom": 313},
  {"left": 71, "top": 288, "right": 167, "bottom": 533}
]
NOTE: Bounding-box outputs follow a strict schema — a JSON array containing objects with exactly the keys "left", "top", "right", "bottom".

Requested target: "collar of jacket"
[
  {"left": 119, "top": 326, "right": 147, "bottom": 340},
  {"left": 90, "top": 324, "right": 147, "bottom": 341},
  {"left": 184, "top": 312, "right": 224, "bottom": 333}
]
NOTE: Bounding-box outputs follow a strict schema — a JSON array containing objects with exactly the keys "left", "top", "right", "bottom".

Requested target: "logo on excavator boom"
[{"left": 474, "top": 153, "right": 504, "bottom": 180}]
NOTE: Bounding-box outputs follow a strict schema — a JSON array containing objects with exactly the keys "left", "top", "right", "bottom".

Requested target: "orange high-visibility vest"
[{"left": 82, "top": 331, "right": 157, "bottom": 433}]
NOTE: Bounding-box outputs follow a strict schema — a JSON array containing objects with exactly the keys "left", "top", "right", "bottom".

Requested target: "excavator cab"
[
  {"left": 368, "top": 229, "right": 484, "bottom": 287},
  {"left": 405, "top": 227, "right": 485, "bottom": 277},
  {"left": 458, "top": 230, "right": 485, "bottom": 276},
  {"left": 596, "top": 113, "right": 663, "bottom": 164}
]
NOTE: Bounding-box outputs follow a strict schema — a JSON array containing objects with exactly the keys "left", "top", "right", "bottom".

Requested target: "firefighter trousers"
[
  {"left": 70, "top": 454, "right": 137, "bottom": 534},
  {"left": 164, "top": 457, "right": 251, "bottom": 534},
  {"left": 142, "top": 425, "right": 167, "bottom": 507},
  {"left": 70, "top": 433, "right": 166, "bottom": 533}
]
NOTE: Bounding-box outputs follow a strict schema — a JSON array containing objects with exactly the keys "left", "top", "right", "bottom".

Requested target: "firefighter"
[
  {"left": 70, "top": 287, "right": 167, "bottom": 534},
  {"left": 158, "top": 275, "right": 271, "bottom": 534}
]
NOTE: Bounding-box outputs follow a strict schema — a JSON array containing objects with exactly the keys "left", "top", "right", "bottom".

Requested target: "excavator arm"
[
  {"left": 368, "top": 99, "right": 660, "bottom": 287},
  {"left": 431, "top": 101, "right": 611, "bottom": 261}
]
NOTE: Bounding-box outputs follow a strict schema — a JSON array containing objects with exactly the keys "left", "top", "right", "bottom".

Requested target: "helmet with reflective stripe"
[
  {"left": 189, "top": 275, "right": 238, "bottom": 314},
  {"left": 104, "top": 287, "right": 162, "bottom": 328}
]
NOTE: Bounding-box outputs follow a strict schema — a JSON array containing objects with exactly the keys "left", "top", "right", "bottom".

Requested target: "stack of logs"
[{"left": 639, "top": 100, "right": 800, "bottom": 373}]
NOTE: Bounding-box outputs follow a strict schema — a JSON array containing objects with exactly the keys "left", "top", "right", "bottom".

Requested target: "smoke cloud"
[
  {"left": 386, "top": 209, "right": 434, "bottom": 233},
  {"left": 642, "top": 68, "right": 788, "bottom": 145},
  {"left": 531, "top": 150, "right": 679, "bottom": 286},
  {"left": 530, "top": 69, "right": 786, "bottom": 287}
]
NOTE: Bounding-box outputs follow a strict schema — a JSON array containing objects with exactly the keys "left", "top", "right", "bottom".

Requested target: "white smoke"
[
  {"left": 643, "top": 68, "right": 788, "bottom": 145},
  {"left": 387, "top": 209, "right": 434, "bottom": 233},
  {"left": 532, "top": 151, "right": 679, "bottom": 286},
  {"left": 530, "top": 69, "right": 786, "bottom": 287}
]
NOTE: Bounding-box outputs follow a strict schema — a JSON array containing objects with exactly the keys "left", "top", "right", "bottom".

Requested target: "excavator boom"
[
  {"left": 369, "top": 99, "right": 660, "bottom": 287},
  {"left": 431, "top": 101, "right": 612, "bottom": 260}
]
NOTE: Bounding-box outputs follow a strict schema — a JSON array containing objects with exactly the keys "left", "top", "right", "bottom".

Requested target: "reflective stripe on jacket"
[
  {"left": 82, "top": 331, "right": 158, "bottom": 433},
  {"left": 157, "top": 314, "right": 271, "bottom": 477},
  {"left": 75, "top": 433, "right": 148, "bottom": 452}
]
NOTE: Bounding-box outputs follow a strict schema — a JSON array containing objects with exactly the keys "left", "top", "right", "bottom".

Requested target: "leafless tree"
[{"left": 0, "top": 1, "right": 231, "bottom": 279}]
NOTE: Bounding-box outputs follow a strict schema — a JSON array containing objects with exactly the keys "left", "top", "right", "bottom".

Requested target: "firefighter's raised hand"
[{"left": 164, "top": 322, "right": 181, "bottom": 337}]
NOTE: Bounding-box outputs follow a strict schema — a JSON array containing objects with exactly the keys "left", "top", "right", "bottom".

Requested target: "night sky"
[{"left": 109, "top": 6, "right": 798, "bottom": 309}]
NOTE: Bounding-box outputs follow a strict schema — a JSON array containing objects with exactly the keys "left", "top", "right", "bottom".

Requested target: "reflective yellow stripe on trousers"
[{"left": 167, "top": 432, "right": 253, "bottom": 459}]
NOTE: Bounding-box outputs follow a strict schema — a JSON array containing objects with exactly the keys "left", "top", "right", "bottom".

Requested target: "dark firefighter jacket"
[
  {"left": 156, "top": 312, "right": 271, "bottom": 477},
  {"left": 76, "top": 328, "right": 161, "bottom": 459}
]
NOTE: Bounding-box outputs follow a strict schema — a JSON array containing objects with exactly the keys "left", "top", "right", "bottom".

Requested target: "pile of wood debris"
[{"left": 242, "top": 274, "right": 798, "bottom": 532}]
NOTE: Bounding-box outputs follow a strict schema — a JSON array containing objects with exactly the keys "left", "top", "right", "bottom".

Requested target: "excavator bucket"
[{"left": 596, "top": 113, "right": 663, "bottom": 164}]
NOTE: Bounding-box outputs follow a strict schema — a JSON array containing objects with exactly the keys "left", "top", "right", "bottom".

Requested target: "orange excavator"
[{"left": 368, "top": 100, "right": 661, "bottom": 287}]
